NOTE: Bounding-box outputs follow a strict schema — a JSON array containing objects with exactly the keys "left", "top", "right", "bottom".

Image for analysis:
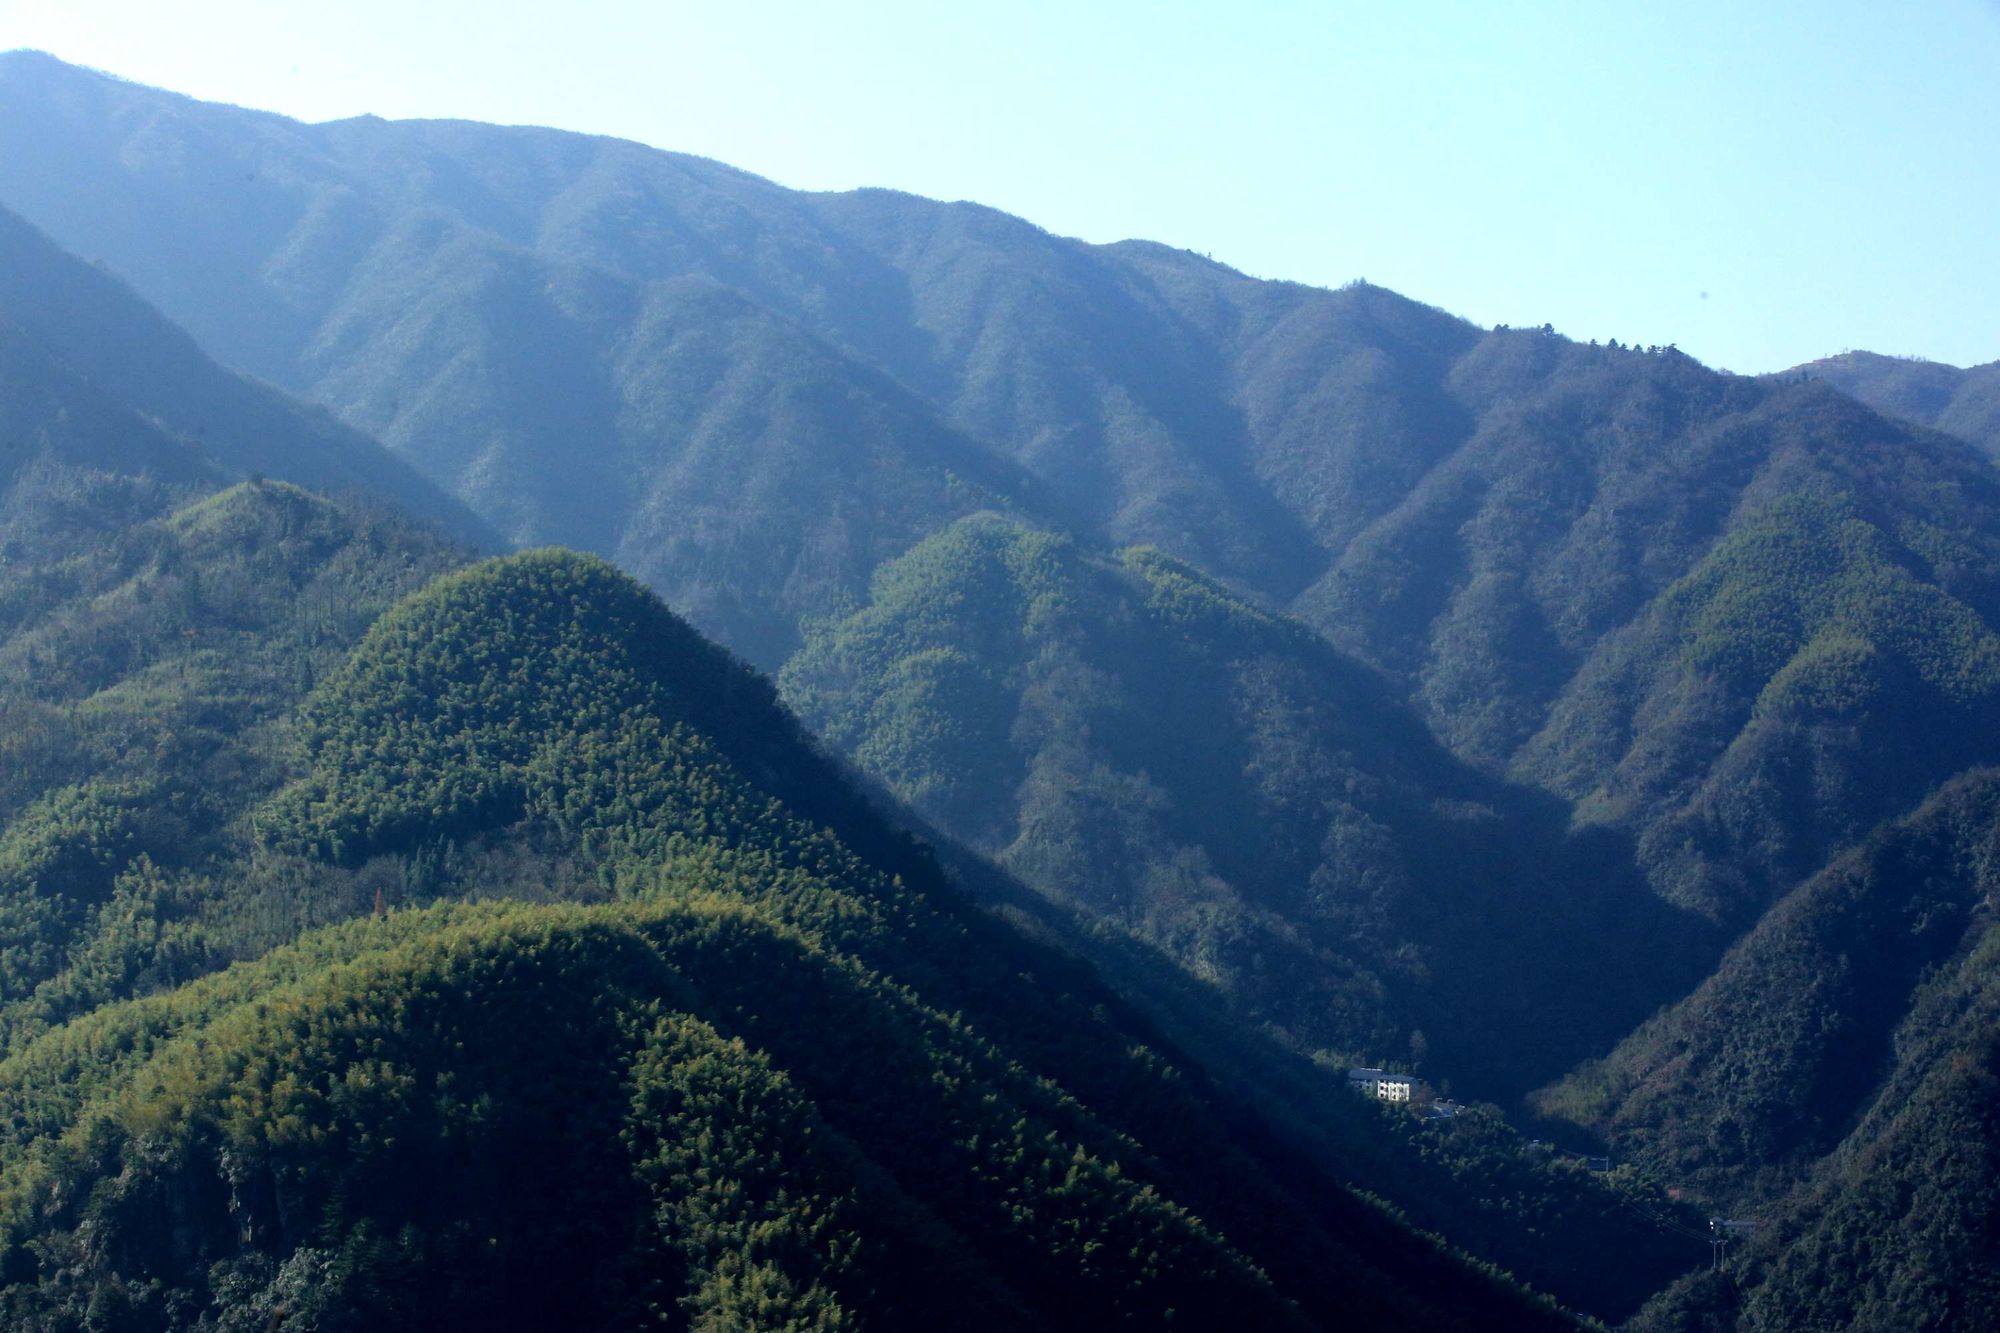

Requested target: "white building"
[{"left": 1347, "top": 1067, "right": 1419, "bottom": 1102}]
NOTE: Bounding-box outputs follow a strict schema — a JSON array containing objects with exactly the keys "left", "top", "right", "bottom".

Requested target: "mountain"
[
  {"left": 17, "top": 51, "right": 2000, "bottom": 949},
  {"left": 1608, "top": 780, "right": 2000, "bottom": 1331},
  {"left": 1789, "top": 349, "right": 2000, "bottom": 458},
  {"left": 779, "top": 511, "right": 1703, "bottom": 1098},
  {"left": 0, "top": 52, "right": 1071, "bottom": 666},
  {"left": 0, "top": 476, "right": 1575, "bottom": 1326},
  {"left": 9, "top": 52, "right": 2000, "bottom": 1328},
  {"left": 0, "top": 202, "right": 497, "bottom": 549},
  {"left": 1539, "top": 771, "right": 2000, "bottom": 1199},
  {"left": 0, "top": 52, "right": 1509, "bottom": 664},
  {"left": 0, "top": 190, "right": 1679, "bottom": 1324},
  {"left": 11, "top": 54, "right": 1999, "bottom": 940}
]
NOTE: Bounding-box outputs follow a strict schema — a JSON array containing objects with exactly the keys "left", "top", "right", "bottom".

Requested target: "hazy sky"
[{"left": 4, "top": 0, "right": 1997, "bottom": 373}]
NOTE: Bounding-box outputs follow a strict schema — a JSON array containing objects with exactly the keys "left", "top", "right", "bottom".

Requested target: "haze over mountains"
[
  {"left": 2, "top": 49, "right": 1998, "bottom": 1331},
  {"left": 0, "top": 202, "right": 494, "bottom": 550}
]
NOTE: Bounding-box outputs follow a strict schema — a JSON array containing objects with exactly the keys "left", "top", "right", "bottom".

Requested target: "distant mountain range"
[
  {"left": 3, "top": 48, "right": 1998, "bottom": 1330},
  {"left": 0, "top": 201, "right": 495, "bottom": 551}
]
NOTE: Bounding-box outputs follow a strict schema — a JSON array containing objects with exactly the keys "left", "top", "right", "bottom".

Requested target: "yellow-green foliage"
[
  {"left": 1668, "top": 490, "right": 2000, "bottom": 709},
  {"left": 0, "top": 481, "right": 461, "bottom": 1039},
  {"left": 0, "top": 891, "right": 1297, "bottom": 1329},
  {"left": 0, "top": 541, "right": 1566, "bottom": 1331}
]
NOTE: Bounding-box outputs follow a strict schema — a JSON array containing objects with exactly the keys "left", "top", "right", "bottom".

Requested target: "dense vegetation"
[
  {"left": 0, "top": 467, "right": 1577, "bottom": 1326},
  {"left": 0, "top": 481, "right": 462, "bottom": 1042},
  {"left": 0, "top": 241, "right": 484, "bottom": 1060},
  {"left": 7, "top": 50, "right": 2000, "bottom": 1328},
  {"left": 0, "top": 900, "right": 1327, "bottom": 1330},
  {"left": 1626, "top": 916, "right": 2000, "bottom": 1333},
  {"left": 781, "top": 513, "right": 1700, "bottom": 1096},
  {"left": 1791, "top": 349, "right": 2000, "bottom": 461},
  {"left": 1540, "top": 768, "right": 2000, "bottom": 1177}
]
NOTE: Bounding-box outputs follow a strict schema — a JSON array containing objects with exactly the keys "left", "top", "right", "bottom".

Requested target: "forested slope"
[
  {"left": 1624, "top": 913, "right": 2000, "bottom": 1333},
  {"left": 6, "top": 51, "right": 2000, "bottom": 1329},
  {"left": 780, "top": 512, "right": 1701, "bottom": 1095},
  {"left": 1790, "top": 349, "right": 2000, "bottom": 459},
  {"left": 0, "top": 528, "right": 1577, "bottom": 1329},
  {"left": 1540, "top": 772, "right": 2000, "bottom": 1199},
  {"left": 1534, "top": 776, "right": 2000, "bottom": 1330},
  {"left": 11, "top": 54, "right": 1998, "bottom": 947}
]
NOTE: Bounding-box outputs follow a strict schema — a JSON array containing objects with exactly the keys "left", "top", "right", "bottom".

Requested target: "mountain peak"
[{"left": 1783, "top": 348, "right": 2000, "bottom": 458}]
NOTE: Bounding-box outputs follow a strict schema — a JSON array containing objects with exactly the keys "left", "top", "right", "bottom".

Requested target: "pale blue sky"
[{"left": 4, "top": 0, "right": 1997, "bottom": 373}]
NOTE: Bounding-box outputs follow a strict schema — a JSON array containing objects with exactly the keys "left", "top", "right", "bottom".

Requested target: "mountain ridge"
[
  {"left": 0, "top": 199, "right": 499, "bottom": 549},
  {"left": 7, "top": 50, "right": 2000, "bottom": 1328},
  {"left": 1783, "top": 348, "right": 2000, "bottom": 461}
]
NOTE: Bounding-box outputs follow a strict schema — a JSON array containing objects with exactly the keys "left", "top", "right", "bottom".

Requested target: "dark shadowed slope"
[
  {"left": 0, "top": 313, "right": 217, "bottom": 559},
  {"left": 1621, "top": 858, "right": 2000, "bottom": 1333},
  {"left": 1539, "top": 772, "right": 2000, "bottom": 1207}
]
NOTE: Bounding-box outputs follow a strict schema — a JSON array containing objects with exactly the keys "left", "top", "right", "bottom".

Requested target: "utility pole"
[{"left": 1710, "top": 1217, "right": 1755, "bottom": 1269}]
